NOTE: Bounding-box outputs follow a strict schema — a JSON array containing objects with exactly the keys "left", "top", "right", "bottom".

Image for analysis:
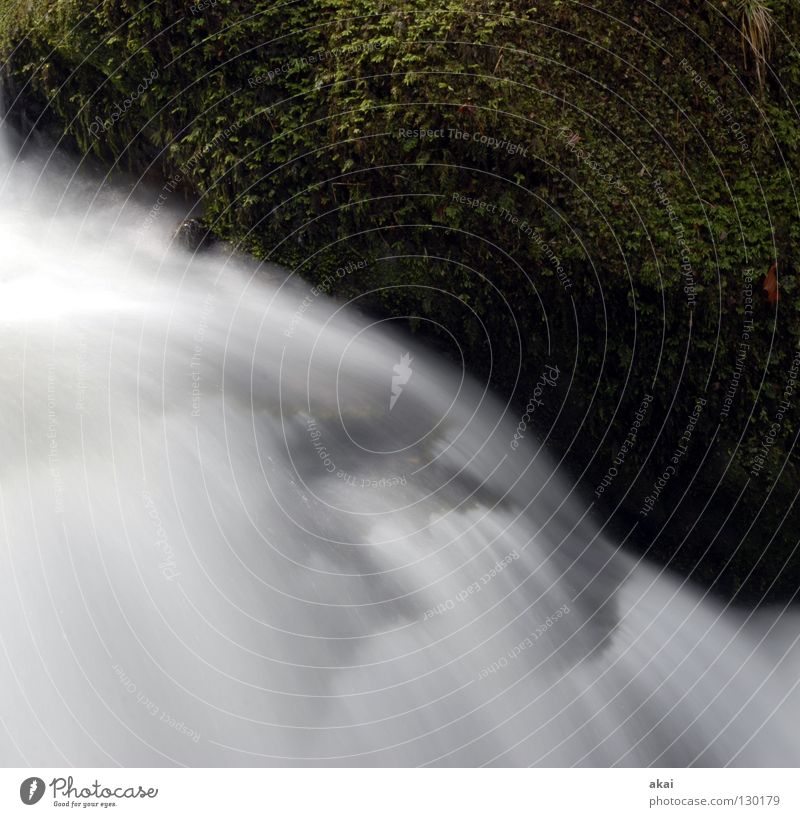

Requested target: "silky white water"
[{"left": 0, "top": 125, "right": 798, "bottom": 767}]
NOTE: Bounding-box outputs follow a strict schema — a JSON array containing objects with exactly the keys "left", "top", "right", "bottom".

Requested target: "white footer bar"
[{"left": 1, "top": 768, "right": 797, "bottom": 816}]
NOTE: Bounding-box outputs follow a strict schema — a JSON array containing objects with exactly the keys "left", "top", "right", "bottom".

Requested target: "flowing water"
[{"left": 0, "top": 119, "right": 798, "bottom": 767}]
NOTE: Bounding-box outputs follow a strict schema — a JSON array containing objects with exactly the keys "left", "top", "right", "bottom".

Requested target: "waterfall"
[{"left": 0, "top": 115, "right": 798, "bottom": 767}]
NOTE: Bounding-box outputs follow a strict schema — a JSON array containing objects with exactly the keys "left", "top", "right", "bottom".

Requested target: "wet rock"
[{"left": 173, "top": 218, "right": 212, "bottom": 252}]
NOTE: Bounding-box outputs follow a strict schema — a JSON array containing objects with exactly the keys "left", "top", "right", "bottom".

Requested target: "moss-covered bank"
[{"left": 2, "top": 0, "right": 800, "bottom": 602}]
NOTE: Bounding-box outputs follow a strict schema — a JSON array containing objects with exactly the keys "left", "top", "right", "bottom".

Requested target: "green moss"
[{"left": 3, "top": 0, "right": 800, "bottom": 601}]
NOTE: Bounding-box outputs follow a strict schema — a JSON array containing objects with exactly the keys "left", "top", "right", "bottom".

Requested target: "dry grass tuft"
[{"left": 738, "top": 0, "right": 774, "bottom": 92}]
